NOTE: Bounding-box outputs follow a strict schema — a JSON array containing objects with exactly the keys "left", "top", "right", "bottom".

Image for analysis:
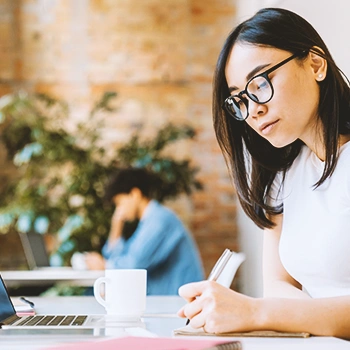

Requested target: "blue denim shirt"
[{"left": 102, "top": 200, "right": 204, "bottom": 295}]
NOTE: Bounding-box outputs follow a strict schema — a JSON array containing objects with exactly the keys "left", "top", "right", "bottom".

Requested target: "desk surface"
[
  {"left": 0, "top": 296, "right": 349, "bottom": 350},
  {"left": 1, "top": 269, "right": 104, "bottom": 287}
]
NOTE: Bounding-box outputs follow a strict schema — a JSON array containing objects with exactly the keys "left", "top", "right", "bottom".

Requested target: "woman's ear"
[{"left": 309, "top": 46, "right": 327, "bottom": 82}]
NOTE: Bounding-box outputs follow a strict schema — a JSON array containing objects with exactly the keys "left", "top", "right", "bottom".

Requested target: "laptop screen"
[
  {"left": 19, "top": 232, "right": 51, "bottom": 269},
  {"left": 0, "top": 276, "right": 16, "bottom": 323}
]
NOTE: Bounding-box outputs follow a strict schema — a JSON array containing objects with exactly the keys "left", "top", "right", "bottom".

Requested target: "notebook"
[
  {"left": 46, "top": 335, "right": 242, "bottom": 350},
  {"left": 173, "top": 325, "right": 310, "bottom": 338},
  {"left": 0, "top": 275, "right": 141, "bottom": 330}
]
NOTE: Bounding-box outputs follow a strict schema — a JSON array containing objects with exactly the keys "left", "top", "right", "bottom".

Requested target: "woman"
[{"left": 177, "top": 8, "right": 350, "bottom": 338}]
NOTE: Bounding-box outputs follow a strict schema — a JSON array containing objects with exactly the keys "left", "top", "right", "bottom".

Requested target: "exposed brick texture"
[{"left": 0, "top": 0, "right": 240, "bottom": 285}]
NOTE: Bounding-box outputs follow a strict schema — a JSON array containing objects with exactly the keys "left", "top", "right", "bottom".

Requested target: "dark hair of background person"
[
  {"left": 212, "top": 7, "right": 350, "bottom": 229},
  {"left": 104, "top": 167, "right": 158, "bottom": 203},
  {"left": 104, "top": 167, "right": 159, "bottom": 240}
]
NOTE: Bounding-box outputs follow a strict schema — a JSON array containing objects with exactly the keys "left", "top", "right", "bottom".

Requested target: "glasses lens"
[
  {"left": 224, "top": 96, "right": 247, "bottom": 121},
  {"left": 247, "top": 76, "right": 272, "bottom": 103}
]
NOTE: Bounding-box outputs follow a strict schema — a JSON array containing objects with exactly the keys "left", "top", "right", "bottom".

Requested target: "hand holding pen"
[{"left": 185, "top": 249, "right": 233, "bottom": 326}]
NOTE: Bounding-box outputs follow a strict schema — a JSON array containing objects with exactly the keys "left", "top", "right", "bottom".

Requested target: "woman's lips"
[{"left": 260, "top": 120, "right": 279, "bottom": 135}]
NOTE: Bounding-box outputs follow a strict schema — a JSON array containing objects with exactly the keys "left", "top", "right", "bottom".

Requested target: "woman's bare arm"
[
  {"left": 178, "top": 213, "right": 350, "bottom": 339},
  {"left": 263, "top": 213, "right": 309, "bottom": 299}
]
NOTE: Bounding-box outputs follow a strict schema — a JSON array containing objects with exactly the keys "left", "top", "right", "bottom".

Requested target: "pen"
[
  {"left": 185, "top": 249, "right": 233, "bottom": 326},
  {"left": 20, "top": 296, "right": 35, "bottom": 308}
]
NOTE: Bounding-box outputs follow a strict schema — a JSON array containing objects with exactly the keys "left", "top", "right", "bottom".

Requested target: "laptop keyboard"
[{"left": 11, "top": 315, "right": 87, "bottom": 326}]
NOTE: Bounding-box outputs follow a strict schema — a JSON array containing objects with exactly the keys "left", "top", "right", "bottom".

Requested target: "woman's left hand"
[{"left": 177, "top": 280, "right": 261, "bottom": 334}]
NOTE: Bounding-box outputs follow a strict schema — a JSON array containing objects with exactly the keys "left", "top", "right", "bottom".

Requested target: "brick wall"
[{"left": 0, "top": 0, "right": 240, "bottom": 283}]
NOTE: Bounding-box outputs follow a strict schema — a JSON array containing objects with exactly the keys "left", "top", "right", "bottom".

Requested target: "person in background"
[
  {"left": 177, "top": 8, "right": 350, "bottom": 338},
  {"left": 84, "top": 167, "right": 204, "bottom": 295}
]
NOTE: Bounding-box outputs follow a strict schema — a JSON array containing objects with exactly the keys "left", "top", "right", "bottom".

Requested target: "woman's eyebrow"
[
  {"left": 228, "top": 63, "right": 271, "bottom": 93},
  {"left": 246, "top": 63, "right": 270, "bottom": 81}
]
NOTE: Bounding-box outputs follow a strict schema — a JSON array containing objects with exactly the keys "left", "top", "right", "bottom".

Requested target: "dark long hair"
[{"left": 213, "top": 8, "right": 350, "bottom": 229}]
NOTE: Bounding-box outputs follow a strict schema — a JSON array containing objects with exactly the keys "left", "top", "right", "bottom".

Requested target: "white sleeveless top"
[{"left": 276, "top": 143, "right": 350, "bottom": 298}]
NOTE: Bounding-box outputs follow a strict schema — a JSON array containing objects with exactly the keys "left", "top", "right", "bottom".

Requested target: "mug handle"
[{"left": 93, "top": 276, "right": 109, "bottom": 308}]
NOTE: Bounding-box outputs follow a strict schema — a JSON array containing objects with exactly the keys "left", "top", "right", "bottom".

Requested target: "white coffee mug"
[
  {"left": 93, "top": 269, "right": 147, "bottom": 319},
  {"left": 70, "top": 252, "right": 88, "bottom": 270}
]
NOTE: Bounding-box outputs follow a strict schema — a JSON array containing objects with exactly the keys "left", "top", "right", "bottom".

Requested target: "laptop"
[
  {"left": 19, "top": 231, "right": 72, "bottom": 271},
  {"left": 18, "top": 231, "right": 51, "bottom": 270},
  {"left": 0, "top": 275, "right": 142, "bottom": 330}
]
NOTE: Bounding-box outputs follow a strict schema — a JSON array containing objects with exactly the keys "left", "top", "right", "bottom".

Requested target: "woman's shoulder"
[
  {"left": 335, "top": 140, "right": 350, "bottom": 174},
  {"left": 339, "top": 140, "right": 350, "bottom": 159}
]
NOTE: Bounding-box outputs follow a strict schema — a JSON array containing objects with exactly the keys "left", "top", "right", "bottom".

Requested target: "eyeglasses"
[{"left": 223, "top": 52, "right": 304, "bottom": 121}]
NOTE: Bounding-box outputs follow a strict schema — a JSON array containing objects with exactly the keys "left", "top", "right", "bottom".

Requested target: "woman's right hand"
[{"left": 177, "top": 280, "right": 262, "bottom": 334}]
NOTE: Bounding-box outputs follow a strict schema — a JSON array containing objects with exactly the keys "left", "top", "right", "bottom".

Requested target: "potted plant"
[{"left": 0, "top": 91, "right": 203, "bottom": 268}]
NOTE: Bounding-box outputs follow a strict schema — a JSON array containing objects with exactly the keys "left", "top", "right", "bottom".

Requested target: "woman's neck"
[
  {"left": 339, "top": 134, "right": 350, "bottom": 148},
  {"left": 307, "top": 134, "right": 350, "bottom": 161}
]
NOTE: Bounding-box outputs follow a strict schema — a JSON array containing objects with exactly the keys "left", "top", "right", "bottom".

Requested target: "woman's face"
[{"left": 225, "top": 44, "right": 322, "bottom": 148}]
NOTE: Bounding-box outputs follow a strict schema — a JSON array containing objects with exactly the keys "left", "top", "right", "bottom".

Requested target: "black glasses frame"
[{"left": 223, "top": 51, "right": 305, "bottom": 121}]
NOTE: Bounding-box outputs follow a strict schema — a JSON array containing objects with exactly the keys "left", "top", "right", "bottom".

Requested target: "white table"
[
  {"left": 0, "top": 296, "right": 349, "bottom": 350},
  {"left": 1, "top": 269, "right": 104, "bottom": 287}
]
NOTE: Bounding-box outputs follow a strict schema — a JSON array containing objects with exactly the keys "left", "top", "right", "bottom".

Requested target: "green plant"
[{"left": 0, "top": 91, "right": 202, "bottom": 267}]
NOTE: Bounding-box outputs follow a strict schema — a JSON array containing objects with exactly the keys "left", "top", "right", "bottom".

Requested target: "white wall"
[{"left": 235, "top": 0, "right": 350, "bottom": 297}]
